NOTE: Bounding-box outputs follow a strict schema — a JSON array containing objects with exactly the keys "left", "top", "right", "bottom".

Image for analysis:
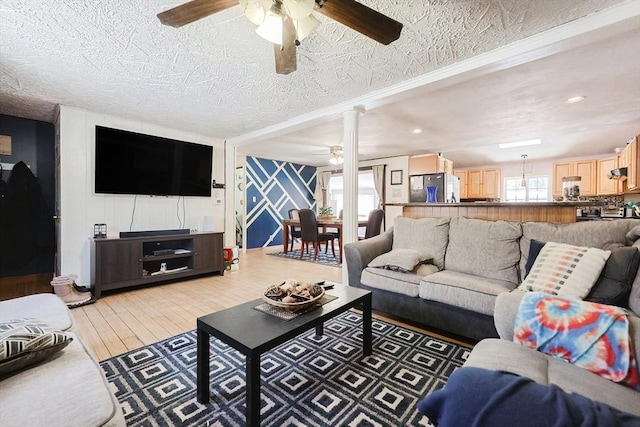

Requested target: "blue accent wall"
[{"left": 246, "top": 157, "right": 316, "bottom": 249}]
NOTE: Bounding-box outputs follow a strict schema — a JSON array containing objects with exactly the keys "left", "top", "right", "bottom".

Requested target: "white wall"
[
  {"left": 58, "top": 106, "right": 225, "bottom": 286},
  {"left": 317, "top": 155, "right": 409, "bottom": 228}
]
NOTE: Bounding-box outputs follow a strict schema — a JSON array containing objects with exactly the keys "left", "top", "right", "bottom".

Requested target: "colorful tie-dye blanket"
[{"left": 514, "top": 292, "right": 639, "bottom": 390}]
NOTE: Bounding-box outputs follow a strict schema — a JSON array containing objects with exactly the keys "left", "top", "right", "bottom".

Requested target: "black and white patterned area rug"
[
  {"left": 267, "top": 248, "right": 342, "bottom": 267},
  {"left": 100, "top": 311, "right": 470, "bottom": 426}
]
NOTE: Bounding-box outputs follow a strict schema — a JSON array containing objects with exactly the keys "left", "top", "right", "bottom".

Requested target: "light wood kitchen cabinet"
[
  {"left": 622, "top": 135, "right": 640, "bottom": 192},
  {"left": 597, "top": 156, "right": 621, "bottom": 195},
  {"left": 574, "top": 160, "right": 596, "bottom": 196},
  {"left": 453, "top": 170, "right": 468, "bottom": 199},
  {"left": 552, "top": 160, "right": 596, "bottom": 197},
  {"left": 409, "top": 154, "right": 452, "bottom": 175},
  {"left": 466, "top": 168, "right": 501, "bottom": 199}
]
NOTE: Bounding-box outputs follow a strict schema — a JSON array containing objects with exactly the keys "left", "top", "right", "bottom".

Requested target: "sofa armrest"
[
  {"left": 344, "top": 230, "right": 393, "bottom": 287},
  {"left": 493, "top": 291, "right": 525, "bottom": 341}
]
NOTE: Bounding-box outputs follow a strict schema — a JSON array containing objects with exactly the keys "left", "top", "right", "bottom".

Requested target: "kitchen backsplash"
[{"left": 552, "top": 195, "right": 624, "bottom": 206}]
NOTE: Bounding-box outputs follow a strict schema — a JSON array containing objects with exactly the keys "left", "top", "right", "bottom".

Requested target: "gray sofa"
[
  {"left": 0, "top": 293, "right": 125, "bottom": 427},
  {"left": 462, "top": 291, "right": 640, "bottom": 417},
  {"left": 344, "top": 216, "right": 640, "bottom": 340}
]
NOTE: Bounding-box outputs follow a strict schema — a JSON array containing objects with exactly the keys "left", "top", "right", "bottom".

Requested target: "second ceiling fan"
[{"left": 157, "top": 0, "right": 403, "bottom": 74}]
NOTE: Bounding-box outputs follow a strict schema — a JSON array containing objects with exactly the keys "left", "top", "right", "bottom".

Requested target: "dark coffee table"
[{"left": 196, "top": 283, "right": 372, "bottom": 427}]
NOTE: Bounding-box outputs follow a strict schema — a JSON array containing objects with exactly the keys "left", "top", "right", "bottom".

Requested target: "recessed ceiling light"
[
  {"left": 565, "top": 95, "right": 586, "bottom": 104},
  {"left": 498, "top": 138, "right": 542, "bottom": 149},
  {"left": 411, "top": 128, "right": 423, "bottom": 134}
]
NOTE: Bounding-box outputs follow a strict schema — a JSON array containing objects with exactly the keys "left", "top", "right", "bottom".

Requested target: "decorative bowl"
[{"left": 262, "top": 280, "right": 325, "bottom": 312}]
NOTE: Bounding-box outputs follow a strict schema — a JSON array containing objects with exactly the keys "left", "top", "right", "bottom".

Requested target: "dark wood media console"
[{"left": 91, "top": 232, "right": 224, "bottom": 298}]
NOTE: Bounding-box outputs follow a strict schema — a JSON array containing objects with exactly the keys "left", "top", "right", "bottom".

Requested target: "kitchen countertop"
[{"left": 385, "top": 201, "right": 605, "bottom": 207}]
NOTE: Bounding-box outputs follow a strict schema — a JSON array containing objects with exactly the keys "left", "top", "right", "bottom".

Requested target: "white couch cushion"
[
  {"left": 0, "top": 333, "right": 124, "bottom": 427},
  {"left": 0, "top": 293, "right": 73, "bottom": 332}
]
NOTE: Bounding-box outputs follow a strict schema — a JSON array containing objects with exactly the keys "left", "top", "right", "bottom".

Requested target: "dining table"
[{"left": 281, "top": 217, "right": 368, "bottom": 258}]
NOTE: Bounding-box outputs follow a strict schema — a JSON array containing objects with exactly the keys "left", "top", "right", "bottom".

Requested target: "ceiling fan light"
[
  {"left": 256, "top": 3, "right": 284, "bottom": 45},
  {"left": 329, "top": 156, "right": 339, "bottom": 165},
  {"left": 282, "top": 0, "right": 315, "bottom": 20},
  {"left": 294, "top": 14, "right": 320, "bottom": 42},
  {"left": 240, "top": 0, "right": 270, "bottom": 25}
]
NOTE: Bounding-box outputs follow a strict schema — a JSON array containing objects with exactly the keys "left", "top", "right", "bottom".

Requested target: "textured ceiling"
[{"left": 1, "top": 0, "right": 638, "bottom": 167}]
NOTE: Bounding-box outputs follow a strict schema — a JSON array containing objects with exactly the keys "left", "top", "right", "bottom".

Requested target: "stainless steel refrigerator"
[{"left": 409, "top": 173, "right": 460, "bottom": 203}]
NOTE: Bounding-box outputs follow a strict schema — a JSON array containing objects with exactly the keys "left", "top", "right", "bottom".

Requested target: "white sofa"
[{"left": 0, "top": 293, "right": 125, "bottom": 427}]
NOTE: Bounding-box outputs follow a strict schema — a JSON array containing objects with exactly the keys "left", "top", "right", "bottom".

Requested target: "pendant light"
[{"left": 521, "top": 154, "right": 528, "bottom": 188}]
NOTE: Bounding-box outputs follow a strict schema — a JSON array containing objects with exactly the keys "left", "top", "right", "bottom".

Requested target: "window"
[
  {"left": 328, "top": 171, "right": 380, "bottom": 218},
  {"left": 503, "top": 176, "right": 550, "bottom": 202}
]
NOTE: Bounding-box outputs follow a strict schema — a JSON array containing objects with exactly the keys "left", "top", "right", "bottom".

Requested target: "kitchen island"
[{"left": 386, "top": 201, "right": 603, "bottom": 223}]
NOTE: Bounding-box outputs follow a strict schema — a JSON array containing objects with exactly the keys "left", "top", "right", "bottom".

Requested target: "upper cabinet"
[
  {"left": 409, "top": 154, "right": 452, "bottom": 175},
  {"left": 552, "top": 160, "right": 596, "bottom": 197},
  {"left": 596, "top": 157, "right": 621, "bottom": 195},
  {"left": 453, "top": 170, "right": 468, "bottom": 199},
  {"left": 621, "top": 135, "right": 640, "bottom": 192},
  {"left": 466, "top": 168, "right": 501, "bottom": 199}
]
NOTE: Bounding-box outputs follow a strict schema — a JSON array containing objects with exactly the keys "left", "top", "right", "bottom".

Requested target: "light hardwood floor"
[{"left": 71, "top": 248, "right": 471, "bottom": 361}]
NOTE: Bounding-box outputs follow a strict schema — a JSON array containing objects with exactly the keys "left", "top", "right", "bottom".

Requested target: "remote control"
[{"left": 314, "top": 280, "right": 325, "bottom": 285}]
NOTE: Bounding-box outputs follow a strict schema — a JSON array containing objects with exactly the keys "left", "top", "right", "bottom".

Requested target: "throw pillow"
[
  {"left": 0, "top": 318, "right": 73, "bottom": 377},
  {"left": 518, "top": 242, "right": 611, "bottom": 299},
  {"left": 586, "top": 247, "right": 640, "bottom": 308},
  {"left": 523, "top": 239, "right": 546, "bottom": 279},
  {"left": 368, "top": 249, "right": 432, "bottom": 273}
]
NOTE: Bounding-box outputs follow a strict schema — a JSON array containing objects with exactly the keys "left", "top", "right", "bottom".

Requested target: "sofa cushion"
[
  {"left": 520, "top": 219, "right": 640, "bottom": 277},
  {"left": 392, "top": 216, "right": 450, "bottom": 269},
  {"left": 0, "top": 318, "right": 73, "bottom": 377},
  {"left": 465, "top": 339, "right": 640, "bottom": 417},
  {"left": 420, "top": 270, "right": 516, "bottom": 316},
  {"left": 518, "top": 242, "right": 610, "bottom": 299},
  {"left": 368, "top": 248, "right": 432, "bottom": 272},
  {"left": 0, "top": 293, "right": 73, "bottom": 332},
  {"left": 586, "top": 247, "right": 640, "bottom": 307},
  {"left": 361, "top": 267, "right": 422, "bottom": 297},
  {"left": 0, "top": 332, "right": 125, "bottom": 427},
  {"left": 445, "top": 217, "right": 522, "bottom": 285}
]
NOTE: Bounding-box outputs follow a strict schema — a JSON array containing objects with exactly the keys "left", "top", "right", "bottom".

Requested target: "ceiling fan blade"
[
  {"left": 275, "top": 16, "right": 297, "bottom": 75},
  {"left": 316, "top": 0, "right": 403, "bottom": 45},
  {"left": 157, "top": 0, "right": 238, "bottom": 28}
]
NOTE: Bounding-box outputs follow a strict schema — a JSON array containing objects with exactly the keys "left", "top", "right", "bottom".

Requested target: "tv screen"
[{"left": 95, "top": 126, "right": 213, "bottom": 197}]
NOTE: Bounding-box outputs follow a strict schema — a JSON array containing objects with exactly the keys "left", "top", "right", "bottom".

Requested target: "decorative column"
[{"left": 342, "top": 106, "right": 364, "bottom": 284}]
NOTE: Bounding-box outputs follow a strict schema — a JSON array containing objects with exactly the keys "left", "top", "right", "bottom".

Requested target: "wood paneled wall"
[{"left": 402, "top": 205, "right": 577, "bottom": 223}]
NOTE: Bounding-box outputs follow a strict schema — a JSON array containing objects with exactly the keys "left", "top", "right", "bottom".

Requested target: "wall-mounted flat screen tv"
[{"left": 95, "top": 126, "right": 213, "bottom": 197}]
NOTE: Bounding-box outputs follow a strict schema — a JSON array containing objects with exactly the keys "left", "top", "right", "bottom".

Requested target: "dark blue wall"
[
  {"left": 245, "top": 157, "right": 316, "bottom": 249},
  {"left": 0, "top": 114, "right": 55, "bottom": 277}
]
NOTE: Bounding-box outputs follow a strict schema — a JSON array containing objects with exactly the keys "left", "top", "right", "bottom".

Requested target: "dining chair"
[
  {"left": 287, "top": 209, "right": 302, "bottom": 252},
  {"left": 359, "top": 209, "right": 384, "bottom": 240},
  {"left": 327, "top": 209, "right": 343, "bottom": 242},
  {"left": 298, "top": 209, "right": 336, "bottom": 260}
]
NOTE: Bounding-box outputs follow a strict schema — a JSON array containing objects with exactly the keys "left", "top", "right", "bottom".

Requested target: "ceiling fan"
[
  {"left": 312, "top": 145, "right": 344, "bottom": 164},
  {"left": 157, "top": 0, "right": 403, "bottom": 75}
]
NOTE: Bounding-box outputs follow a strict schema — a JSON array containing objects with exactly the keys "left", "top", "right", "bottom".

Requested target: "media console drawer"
[{"left": 90, "top": 232, "right": 224, "bottom": 298}]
